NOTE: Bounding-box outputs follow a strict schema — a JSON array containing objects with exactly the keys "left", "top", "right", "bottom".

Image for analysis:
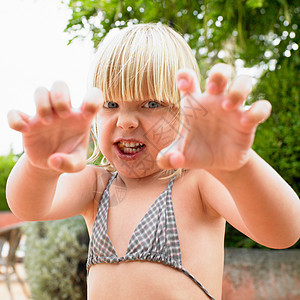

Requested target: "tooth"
[{"left": 118, "top": 141, "right": 144, "bottom": 149}]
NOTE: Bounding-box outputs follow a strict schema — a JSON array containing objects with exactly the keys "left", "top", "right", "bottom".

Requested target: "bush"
[
  {"left": 225, "top": 59, "right": 300, "bottom": 250},
  {"left": 0, "top": 152, "right": 18, "bottom": 211},
  {"left": 251, "top": 59, "right": 299, "bottom": 196},
  {"left": 23, "top": 216, "right": 89, "bottom": 300}
]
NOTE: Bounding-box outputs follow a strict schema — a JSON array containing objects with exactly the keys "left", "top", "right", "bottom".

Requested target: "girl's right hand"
[{"left": 7, "top": 81, "right": 102, "bottom": 174}]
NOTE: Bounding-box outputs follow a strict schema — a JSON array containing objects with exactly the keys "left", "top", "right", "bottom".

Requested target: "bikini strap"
[
  {"left": 181, "top": 268, "right": 216, "bottom": 300},
  {"left": 166, "top": 173, "right": 177, "bottom": 190},
  {"left": 106, "top": 172, "right": 118, "bottom": 190}
]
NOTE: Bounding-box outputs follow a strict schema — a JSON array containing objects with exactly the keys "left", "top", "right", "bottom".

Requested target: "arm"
[
  {"left": 6, "top": 154, "right": 98, "bottom": 221},
  {"left": 203, "top": 150, "right": 300, "bottom": 249},
  {"left": 157, "top": 64, "right": 300, "bottom": 248}
]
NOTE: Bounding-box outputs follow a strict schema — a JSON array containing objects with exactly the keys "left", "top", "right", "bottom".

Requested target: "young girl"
[{"left": 6, "top": 23, "right": 300, "bottom": 300}]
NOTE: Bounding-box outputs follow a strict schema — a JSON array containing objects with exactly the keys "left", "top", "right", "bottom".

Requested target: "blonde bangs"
[{"left": 93, "top": 24, "right": 199, "bottom": 107}]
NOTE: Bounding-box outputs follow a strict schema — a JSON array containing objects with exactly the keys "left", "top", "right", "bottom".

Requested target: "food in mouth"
[{"left": 117, "top": 141, "right": 145, "bottom": 154}]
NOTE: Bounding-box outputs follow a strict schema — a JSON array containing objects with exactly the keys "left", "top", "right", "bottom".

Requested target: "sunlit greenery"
[
  {"left": 63, "top": 0, "right": 299, "bottom": 76},
  {"left": 0, "top": 152, "right": 19, "bottom": 211}
]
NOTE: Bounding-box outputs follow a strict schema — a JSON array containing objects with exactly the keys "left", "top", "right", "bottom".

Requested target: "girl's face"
[{"left": 97, "top": 99, "right": 179, "bottom": 179}]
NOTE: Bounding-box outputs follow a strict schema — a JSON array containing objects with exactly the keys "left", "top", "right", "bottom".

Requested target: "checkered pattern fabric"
[{"left": 87, "top": 172, "right": 215, "bottom": 300}]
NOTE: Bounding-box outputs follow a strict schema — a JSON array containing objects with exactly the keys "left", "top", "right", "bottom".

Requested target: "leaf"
[{"left": 246, "top": 0, "right": 264, "bottom": 9}]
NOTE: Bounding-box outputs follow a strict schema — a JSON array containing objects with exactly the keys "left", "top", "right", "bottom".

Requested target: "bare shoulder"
[
  {"left": 81, "top": 165, "right": 112, "bottom": 233},
  {"left": 93, "top": 165, "right": 113, "bottom": 203},
  {"left": 42, "top": 164, "right": 111, "bottom": 222}
]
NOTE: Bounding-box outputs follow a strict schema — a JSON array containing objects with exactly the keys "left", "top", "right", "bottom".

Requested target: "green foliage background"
[
  {"left": 252, "top": 58, "right": 299, "bottom": 195},
  {"left": 63, "top": 0, "right": 299, "bottom": 75},
  {"left": 0, "top": 153, "right": 19, "bottom": 211}
]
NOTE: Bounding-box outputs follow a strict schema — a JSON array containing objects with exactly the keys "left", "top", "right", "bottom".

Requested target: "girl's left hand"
[{"left": 157, "top": 64, "right": 272, "bottom": 171}]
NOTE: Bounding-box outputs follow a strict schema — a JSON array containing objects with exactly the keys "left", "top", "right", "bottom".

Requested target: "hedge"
[
  {"left": 0, "top": 152, "right": 19, "bottom": 211},
  {"left": 23, "top": 216, "right": 89, "bottom": 300}
]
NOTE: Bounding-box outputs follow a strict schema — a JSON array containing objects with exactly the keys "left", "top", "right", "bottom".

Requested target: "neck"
[{"left": 116, "top": 170, "right": 171, "bottom": 189}]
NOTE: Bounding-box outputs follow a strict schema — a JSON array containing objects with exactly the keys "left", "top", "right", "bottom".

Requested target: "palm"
[
  {"left": 23, "top": 111, "right": 91, "bottom": 170},
  {"left": 177, "top": 92, "right": 254, "bottom": 170}
]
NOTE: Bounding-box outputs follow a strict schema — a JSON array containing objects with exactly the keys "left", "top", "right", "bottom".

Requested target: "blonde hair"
[{"left": 88, "top": 23, "right": 200, "bottom": 177}]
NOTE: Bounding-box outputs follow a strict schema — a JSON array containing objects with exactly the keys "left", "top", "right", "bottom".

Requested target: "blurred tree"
[
  {"left": 63, "top": 0, "right": 299, "bottom": 75},
  {"left": 251, "top": 56, "right": 299, "bottom": 196},
  {"left": 0, "top": 152, "right": 18, "bottom": 211},
  {"left": 24, "top": 217, "right": 88, "bottom": 299}
]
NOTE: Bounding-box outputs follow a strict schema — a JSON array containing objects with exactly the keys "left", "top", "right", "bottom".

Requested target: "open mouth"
[{"left": 116, "top": 141, "right": 146, "bottom": 154}]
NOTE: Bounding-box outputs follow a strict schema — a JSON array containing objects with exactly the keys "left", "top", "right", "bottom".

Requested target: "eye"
[
  {"left": 143, "top": 100, "right": 162, "bottom": 108},
  {"left": 104, "top": 101, "right": 119, "bottom": 108}
]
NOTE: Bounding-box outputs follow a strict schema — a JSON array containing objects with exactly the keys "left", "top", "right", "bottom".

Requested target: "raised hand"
[
  {"left": 7, "top": 81, "right": 101, "bottom": 173},
  {"left": 157, "top": 64, "right": 272, "bottom": 171}
]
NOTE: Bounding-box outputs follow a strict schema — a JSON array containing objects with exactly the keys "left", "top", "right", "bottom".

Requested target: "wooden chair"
[{"left": 0, "top": 224, "right": 30, "bottom": 300}]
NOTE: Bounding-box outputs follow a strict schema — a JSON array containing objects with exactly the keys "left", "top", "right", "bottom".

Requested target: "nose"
[{"left": 116, "top": 111, "right": 139, "bottom": 130}]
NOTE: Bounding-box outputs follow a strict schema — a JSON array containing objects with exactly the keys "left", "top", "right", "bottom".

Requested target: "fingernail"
[
  {"left": 222, "top": 100, "right": 234, "bottom": 111},
  {"left": 178, "top": 78, "right": 189, "bottom": 90},
  {"left": 208, "top": 73, "right": 227, "bottom": 94},
  {"left": 206, "top": 81, "right": 218, "bottom": 93},
  {"left": 241, "top": 117, "right": 252, "bottom": 126},
  {"left": 53, "top": 156, "right": 62, "bottom": 168}
]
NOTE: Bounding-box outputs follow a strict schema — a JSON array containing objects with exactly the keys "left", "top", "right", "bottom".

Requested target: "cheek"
[{"left": 143, "top": 113, "right": 180, "bottom": 150}]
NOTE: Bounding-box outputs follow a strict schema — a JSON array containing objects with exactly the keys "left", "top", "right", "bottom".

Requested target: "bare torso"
[{"left": 84, "top": 169, "right": 225, "bottom": 300}]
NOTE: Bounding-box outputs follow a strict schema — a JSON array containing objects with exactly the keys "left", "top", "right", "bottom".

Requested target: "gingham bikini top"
[{"left": 87, "top": 172, "right": 215, "bottom": 300}]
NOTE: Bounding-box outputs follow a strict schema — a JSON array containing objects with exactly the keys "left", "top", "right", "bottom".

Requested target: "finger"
[
  {"left": 35, "top": 87, "right": 53, "bottom": 125},
  {"left": 50, "top": 81, "right": 72, "bottom": 118},
  {"left": 80, "top": 87, "right": 102, "bottom": 119},
  {"left": 7, "top": 110, "right": 30, "bottom": 133},
  {"left": 176, "top": 68, "right": 201, "bottom": 95},
  {"left": 176, "top": 69, "right": 202, "bottom": 121},
  {"left": 157, "top": 150, "right": 185, "bottom": 170},
  {"left": 241, "top": 100, "right": 272, "bottom": 127},
  {"left": 47, "top": 147, "right": 87, "bottom": 173},
  {"left": 223, "top": 75, "right": 252, "bottom": 111},
  {"left": 206, "top": 63, "right": 233, "bottom": 95}
]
